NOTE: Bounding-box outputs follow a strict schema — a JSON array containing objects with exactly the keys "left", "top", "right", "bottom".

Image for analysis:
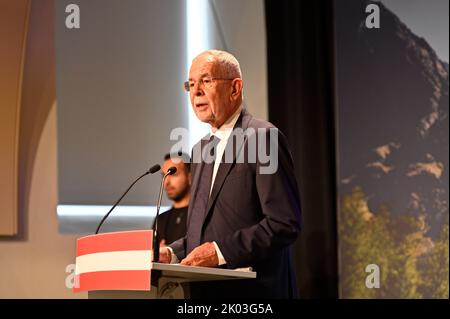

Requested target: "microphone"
[
  {"left": 95, "top": 164, "right": 161, "bottom": 234},
  {"left": 152, "top": 166, "right": 177, "bottom": 262}
]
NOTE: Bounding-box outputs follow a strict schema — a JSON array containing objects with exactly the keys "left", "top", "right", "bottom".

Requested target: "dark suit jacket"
[
  {"left": 170, "top": 109, "right": 301, "bottom": 299},
  {"left": 153, "top": 206, "right": 188, "bottom": 245}
]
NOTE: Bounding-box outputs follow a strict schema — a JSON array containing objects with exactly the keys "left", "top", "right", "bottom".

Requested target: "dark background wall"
[{"left": 265, "top": 0, "right": 338, "bottom": 298}]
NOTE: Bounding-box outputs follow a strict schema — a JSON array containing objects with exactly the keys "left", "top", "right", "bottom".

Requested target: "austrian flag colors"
[{"left": 73, "top": 230, "right": 153, "bottom": 292}]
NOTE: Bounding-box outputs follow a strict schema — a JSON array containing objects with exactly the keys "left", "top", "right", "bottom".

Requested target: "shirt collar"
[{"left": 210, "top": 105, "right": 243, "bottom": 141}]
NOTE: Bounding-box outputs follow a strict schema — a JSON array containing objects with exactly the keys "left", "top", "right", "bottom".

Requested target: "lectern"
[{"left": 74, "top": 230, "right": 256, "bottom": 299}]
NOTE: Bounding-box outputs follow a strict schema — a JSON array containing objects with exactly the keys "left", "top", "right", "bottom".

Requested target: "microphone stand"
[
  {"left": 95, "top": 164, "right": 160, "bottom": 234},
  {"left": 153, "top": 167, "right": 176, "bottom": 262}
]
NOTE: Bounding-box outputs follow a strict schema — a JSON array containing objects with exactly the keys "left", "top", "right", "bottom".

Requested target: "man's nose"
[
  {"left": 164, "top": 176, "right": 171, "bottom": 188},
  {"left": 192, "top": 83, "right": 205, "bottom": 96}
]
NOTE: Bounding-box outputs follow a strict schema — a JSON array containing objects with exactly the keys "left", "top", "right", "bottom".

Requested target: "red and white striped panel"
[{"left": 73, "top": 230, "right": 153, "bottom": 292}]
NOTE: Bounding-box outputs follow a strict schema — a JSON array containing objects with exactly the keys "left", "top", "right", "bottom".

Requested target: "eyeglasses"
[{"left": 183, "top": 77, "right": 234, "bottom": 92}]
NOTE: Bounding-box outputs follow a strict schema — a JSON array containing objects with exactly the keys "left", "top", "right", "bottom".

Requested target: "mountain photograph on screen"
[{"left": 336, "top": 0, "right": 449, "bottom": 298}]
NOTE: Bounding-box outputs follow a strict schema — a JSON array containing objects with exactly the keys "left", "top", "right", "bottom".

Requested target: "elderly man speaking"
[{"left": 160, "top": 50, "right": 301, "bottom": 299}]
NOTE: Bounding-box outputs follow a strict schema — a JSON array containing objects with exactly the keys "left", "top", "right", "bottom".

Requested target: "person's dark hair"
[{"left": 164, "top": 152, "right": 191, "bottom": 173}]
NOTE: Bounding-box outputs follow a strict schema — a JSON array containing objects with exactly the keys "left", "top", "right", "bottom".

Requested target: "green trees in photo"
[{"left": 339, "top": 187, "right": 449, "bottom": 298}]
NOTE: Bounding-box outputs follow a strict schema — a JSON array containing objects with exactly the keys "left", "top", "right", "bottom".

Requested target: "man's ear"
[{"left": 231, "top": 79, "right": 243, "bottom": 98}]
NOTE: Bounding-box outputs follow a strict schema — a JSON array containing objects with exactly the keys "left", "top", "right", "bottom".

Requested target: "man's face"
[
  {"left": 188, "top": 55, "right": 240, "bottom": 128},
  {"left": 162, "top": 159, "right": 190, "bottom": 202}
]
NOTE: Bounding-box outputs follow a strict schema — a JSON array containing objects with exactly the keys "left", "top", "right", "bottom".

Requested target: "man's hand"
[
  {"left": 180, "top": 242, "right": 219, "bottom": 267},
  {"left": 157, "top": 246, "right": 172, "bottom": 264}
]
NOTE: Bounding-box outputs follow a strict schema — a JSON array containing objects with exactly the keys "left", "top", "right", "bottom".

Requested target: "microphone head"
[
  {"left": 148, "top": 164, "right": 161, "bottom": 174},
  {"left": 167, "top": 166, "right": 177, "bottom": 175}
]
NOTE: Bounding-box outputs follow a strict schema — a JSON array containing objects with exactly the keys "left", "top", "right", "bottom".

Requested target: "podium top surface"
[{"left": 150, "top": 262, "right": 257, "bottom": 281}]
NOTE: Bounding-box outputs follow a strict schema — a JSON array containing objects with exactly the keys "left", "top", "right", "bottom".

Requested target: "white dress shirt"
[{"left": 209, "top": 105, "right": 243, "bottom": 195}]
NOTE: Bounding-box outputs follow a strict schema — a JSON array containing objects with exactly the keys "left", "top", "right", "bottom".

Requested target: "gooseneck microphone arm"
[
  {"left": 153, "top": 166, "right": 177, "bottom": 262},
  {"left": 95, "top": 164, "right": 161, "bottom": 234}
]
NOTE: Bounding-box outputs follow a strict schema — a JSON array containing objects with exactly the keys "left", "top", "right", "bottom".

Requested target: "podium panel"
[
  {"left": 74, "top": 230, "right": 153, "bottom": 292},
  {"left": 89, "top": 263, "right": 256, "bottom": 299}
]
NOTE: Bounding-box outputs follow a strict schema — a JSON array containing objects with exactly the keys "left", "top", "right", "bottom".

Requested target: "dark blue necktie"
[{"left": 187, "top": 135, "right": 220, "bottom": 253}]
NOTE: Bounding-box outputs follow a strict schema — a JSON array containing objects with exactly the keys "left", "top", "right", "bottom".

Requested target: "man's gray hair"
[{"left": 200, "top": 49, "right": 242, "bottom": 79}]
